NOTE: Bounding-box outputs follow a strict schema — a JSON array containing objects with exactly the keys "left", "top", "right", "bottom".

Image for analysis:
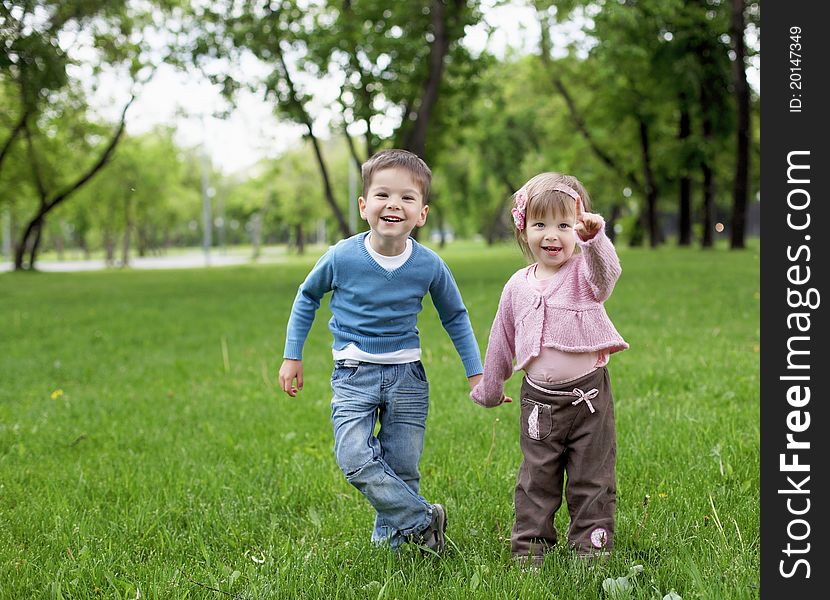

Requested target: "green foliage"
[
  {"left": 66, "top": 127, "right": 201, "bottom": 258},
  {"left": 1, "top": 1, "right": 760, "bottom": 259},
  {"left": 0, "top": 242, "right": 760, "bottom": 598},
  {"left": 222, "top": 136, "right": 356, "bottom": 249},
  {"left": 0, "top": 0, "right": 183, "bottom": 268}
]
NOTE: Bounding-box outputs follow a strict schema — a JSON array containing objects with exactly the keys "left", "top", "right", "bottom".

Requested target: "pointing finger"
[{"left": 575, "top": 196, "right": 583, "bottom": 220}]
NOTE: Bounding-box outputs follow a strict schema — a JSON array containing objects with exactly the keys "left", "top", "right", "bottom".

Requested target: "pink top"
[
  {"left": 524, "top": 266, "right": 608, "bottom": 384},
  {"left": 471, "top": 228, "right": 628, "bottom": 407}
]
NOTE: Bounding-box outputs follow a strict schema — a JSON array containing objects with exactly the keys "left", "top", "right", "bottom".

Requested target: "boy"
[{"left": 278, "top": 149, "right": 483, "bottom": 552}]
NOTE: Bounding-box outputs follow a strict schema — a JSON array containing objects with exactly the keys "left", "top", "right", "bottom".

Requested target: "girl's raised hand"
[{"left": 574, "top": 197, "right": 604, "bottom": 241}]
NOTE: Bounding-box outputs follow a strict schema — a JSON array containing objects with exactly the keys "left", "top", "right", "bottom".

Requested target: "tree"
[
  {"left": 182, "top": 0, "right": 484, "bottom": 240},
  {"left": 728, "top": 0, "right": 754, "bottom": 249},
  {"left": 1, "top": 0, "right": 168, "bottom": 270},
  {"left": 13, "top": 95, "right": 133, "bottom": 269},
  {"left": 68, "top": 127, "right": 198, "bottom": 266},
  {"left": 535, "top": 1, "right": 667, "bottom": 247},
  {"left": 534, "top": 0, "right": 747, "bottom": 249}
]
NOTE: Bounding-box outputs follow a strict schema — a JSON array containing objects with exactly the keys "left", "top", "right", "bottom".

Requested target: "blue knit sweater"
[{"left": 283, "top": 233, "right": 483, "bottom": 377}]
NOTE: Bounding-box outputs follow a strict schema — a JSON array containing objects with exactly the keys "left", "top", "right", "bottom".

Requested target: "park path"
[{"left": 0, "top": 249, "right": 290, "bottom": 273}]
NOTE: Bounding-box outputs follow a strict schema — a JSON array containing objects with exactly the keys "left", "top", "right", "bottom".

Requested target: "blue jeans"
[{"left": 330, "top": 360, "right": 433, "bottom": 548}]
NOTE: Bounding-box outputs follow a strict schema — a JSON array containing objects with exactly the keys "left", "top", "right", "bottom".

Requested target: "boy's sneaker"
[{"left": 415, "top": 504, "right": 447, "bottom": 554}]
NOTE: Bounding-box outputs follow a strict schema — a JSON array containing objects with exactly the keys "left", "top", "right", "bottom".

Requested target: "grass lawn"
[{"left": 0, "top": 240, "right": 760, "bottom": 599}]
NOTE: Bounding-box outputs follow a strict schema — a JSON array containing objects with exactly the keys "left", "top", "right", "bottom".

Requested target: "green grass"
[{"left": 0, "top": 241, "right": 759, "bottom": 599}]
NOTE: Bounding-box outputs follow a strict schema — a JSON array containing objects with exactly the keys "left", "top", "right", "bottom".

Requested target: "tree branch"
[
  {"left": 401, "top": 0, "right": 453, "bottom": 159},
  {"left": 536, "top": 7, "right": 642, "bottom": 193},
  {"left": 44, "top": 95, "right": 135, "bottom": 213},
  {"left": 22, "top": 119, "right": 49, "bottom": 205},
  {"left": 0, "top": 108, "right": 30, "bottom": 175},
  {"left": 15, "top": 95, "right": 135, "bottom": 270},
  {"left": 276, "top": 45, "right": 352, "bottom": 238},
  {"left": 343, "top": 129, "right": 364, "bottom": 174}
]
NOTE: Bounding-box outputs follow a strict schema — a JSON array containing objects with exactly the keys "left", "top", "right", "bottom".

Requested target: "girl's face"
[{"left": 523, "top": 207, "right": 577, "bottom": 277}]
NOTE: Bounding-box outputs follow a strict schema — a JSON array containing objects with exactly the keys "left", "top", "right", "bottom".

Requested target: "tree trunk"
[
  {"left": 537, "top": 7, "right": 642, "bottom": 197},
  {"left": 607, "top": 204, "right": 622, "bottom": 244},
  {"left": 628, "top": 216, "right": 645, "bottom": 247},
  {"left": 637, "top": 117, "right": 661, "bottom": 247},
  {"left": 401, "top": 0, "right": 453, "bottom": 160},
  {"left": 678, "top": 95, "right": 693, "bottom": 246},
  {"left": 701, "top": 162, "right": 715, "bottom": 248},
  {"left": 29, "top": 220, "right": 45, "bottom": 267},
  {"left": 307, "top": 129, "right": 353, "bottom": 238},
  {"left": 700, "top": 94, "right": 715, "bottom": 248},
  {"left": 276, "top": 48, "right": 352, "bottom": 239},
  {"left": 0, "top": 108, "right": 29, "bottom": 176},
  {"left": 294, "top": 222, "right": 305, "bottom": 255},
  {"left": 14, "top": 209, "right": 42, "bottom": 270},
  {"left": 729, "top": 0, "right": 751, "bottom": 249},
  {"left": 344, "top": 132, "right": 364, "bottom": 173},
  {"left": 104, "top": 227, "right": 116, "bottom": 266}
]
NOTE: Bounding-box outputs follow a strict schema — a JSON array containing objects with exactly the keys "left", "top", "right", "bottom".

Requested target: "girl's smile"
[{"left": 523, "top": 209, "right": 577, "bottom": 278}]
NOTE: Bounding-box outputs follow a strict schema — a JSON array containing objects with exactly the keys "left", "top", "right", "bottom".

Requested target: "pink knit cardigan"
[{"left": 471, "top": 228, "right": 629, "bottom": 407}]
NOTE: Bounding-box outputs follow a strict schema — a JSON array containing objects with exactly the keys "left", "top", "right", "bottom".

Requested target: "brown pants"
[{"left": 511, "top": 367, "right": 616, "bottom": 557}]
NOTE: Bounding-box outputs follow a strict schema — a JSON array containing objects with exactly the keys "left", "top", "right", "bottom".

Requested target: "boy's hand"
[
  {"left": 279, "top": 359, "right": 304, "bottom": 397},
  {"left": 574, "top": 197, "right": 603, "bottom": 241}
]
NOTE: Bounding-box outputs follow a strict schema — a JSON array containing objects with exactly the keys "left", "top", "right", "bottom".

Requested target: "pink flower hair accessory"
[{"left": 512, "top": 187, "right": 529, "bottom": 231}]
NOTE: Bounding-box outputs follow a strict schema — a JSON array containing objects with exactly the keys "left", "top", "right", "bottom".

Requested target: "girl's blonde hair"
[{"left": 513, "top": 172, "right": 592, "bottom": 261}]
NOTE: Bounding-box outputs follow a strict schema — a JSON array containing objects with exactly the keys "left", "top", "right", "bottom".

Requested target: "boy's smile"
[{"left": 359, "top": 167, "right": 429, "bottom": 255}]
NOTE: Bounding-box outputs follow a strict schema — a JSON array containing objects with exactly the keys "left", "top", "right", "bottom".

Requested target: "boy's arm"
[
  {"left": 470, "top": 286, "right": 516, "bottom": 407},
  {"left": 429, "top": 260, "right": 483, "bottom": 378},
  {"left": 280, "top": 249, "right": 335, "bottom": 395}
]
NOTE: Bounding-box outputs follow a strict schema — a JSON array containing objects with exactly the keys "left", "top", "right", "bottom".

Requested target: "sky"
[{"left": 85, "top": 1, "right": 760, "bottom": 176}]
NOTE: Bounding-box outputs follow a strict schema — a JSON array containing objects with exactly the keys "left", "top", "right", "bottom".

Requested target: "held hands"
[
  {"left": 468, "top": 373, "right": 512, "bottom": 404},
  {"left": 468, "top": 373, "right": 482, "bottom": 390},
  {"left": 279, "top": 359, "right": 304, "bottom": 397},
  {"left": 280, "top": 365, "right": 515, "bottom": 404},
  {"left": 574, "top": 197, "right": 604, "bottom": 241}
]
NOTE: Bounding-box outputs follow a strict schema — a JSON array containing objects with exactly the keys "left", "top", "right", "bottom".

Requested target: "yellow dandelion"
[
  {"left": 658, "top": 492, "right": 668, "bottom": 498},
  {"left": 51, "top": 389, "right": 64, "bottom": 400}
]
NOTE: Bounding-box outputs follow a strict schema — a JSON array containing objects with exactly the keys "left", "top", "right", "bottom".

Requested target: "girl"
[{"left": 471, "top": 172, "right": 628, "bottom": 564}]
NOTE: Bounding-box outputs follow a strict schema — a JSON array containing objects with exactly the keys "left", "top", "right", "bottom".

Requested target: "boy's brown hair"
[{"left": 361, "top": 149, "right": 432, "bottom": 203}]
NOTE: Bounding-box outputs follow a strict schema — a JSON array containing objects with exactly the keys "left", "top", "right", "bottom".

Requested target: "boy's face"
[{"left": 358, "top": 167, "right": 429, "bottom": 246}]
